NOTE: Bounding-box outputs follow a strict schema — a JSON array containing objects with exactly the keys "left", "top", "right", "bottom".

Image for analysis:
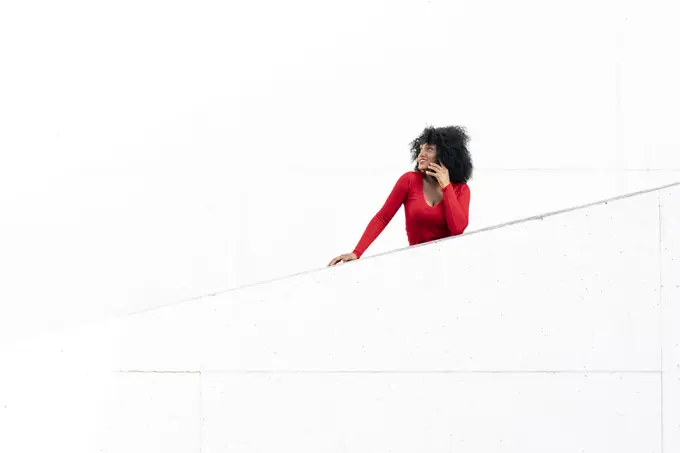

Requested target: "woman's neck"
[{"left": 422, "top": 173, "right": 438, "bottom": 186}]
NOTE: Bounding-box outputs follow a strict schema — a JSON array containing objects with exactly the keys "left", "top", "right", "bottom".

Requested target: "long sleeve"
[
  {"left": 441, "top": 183, "right": 470, "bottom": 235},
  {"left": 352, "top": 173, "right": 410, "bottom": 258}
]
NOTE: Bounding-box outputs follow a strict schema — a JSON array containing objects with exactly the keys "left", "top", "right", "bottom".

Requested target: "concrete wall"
[
  {"left": 661, "top": 187, "right": 680, "bottom": 452},
  {"left": 1, "top": 0, "right": 680, "bottom": 346},
  {"left": 1, "top": 183, "right": 677, "bottom": 452}
]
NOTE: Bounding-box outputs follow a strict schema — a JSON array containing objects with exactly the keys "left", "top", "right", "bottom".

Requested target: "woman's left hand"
[{"left": 426, "top": 162, "right": 451, "bottom": 189}]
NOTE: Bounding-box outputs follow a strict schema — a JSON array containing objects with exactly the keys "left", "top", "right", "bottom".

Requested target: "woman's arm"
[
  {"left": 441, "top": 183, "right": 470, "bottom": 235},
  {"left": 352, "top": 173, "right": 410, "bottom": 258}
]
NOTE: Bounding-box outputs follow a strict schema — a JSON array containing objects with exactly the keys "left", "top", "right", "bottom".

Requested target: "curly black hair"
[{"left": 409, "top": 125, "right": 473, "bottom": 184}]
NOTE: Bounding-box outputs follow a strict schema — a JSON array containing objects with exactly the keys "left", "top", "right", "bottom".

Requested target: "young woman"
[{"left": 328, "top": 125, "right": 472, "bottom": 266}]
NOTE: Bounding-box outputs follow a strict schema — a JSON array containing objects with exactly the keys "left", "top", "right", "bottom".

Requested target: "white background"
[{"left": 1, "top": 0, "right": 679, "bottom": 345}]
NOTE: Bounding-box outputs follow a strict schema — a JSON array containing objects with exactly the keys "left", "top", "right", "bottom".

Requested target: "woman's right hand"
[{"left": 328, "top": 252, "right": 358, "bottom": 266}]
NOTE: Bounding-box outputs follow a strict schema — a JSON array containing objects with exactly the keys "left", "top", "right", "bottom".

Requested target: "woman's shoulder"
[
  {"left": 394, "top": 170, "right": 421, "bottom": 187},
  {"left": 399, "top": 170, "right": 422, "bottom": 181}
]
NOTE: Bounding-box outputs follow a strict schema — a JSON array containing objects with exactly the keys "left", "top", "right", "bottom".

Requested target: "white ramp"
[{"left": 1, "top": 184, "right": 679, "bottom": 453}]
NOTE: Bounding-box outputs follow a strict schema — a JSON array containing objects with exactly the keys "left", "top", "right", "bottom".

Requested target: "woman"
[{"left": 328, "top": 125, "right": 472, "bottom": 266}]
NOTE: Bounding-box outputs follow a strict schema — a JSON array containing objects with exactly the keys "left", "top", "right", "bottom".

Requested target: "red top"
[{"left": 352, "top": 171, "right": 471, "bottom": 258}]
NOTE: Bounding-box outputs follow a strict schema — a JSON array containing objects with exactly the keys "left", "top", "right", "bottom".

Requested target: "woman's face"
[{"left": 417, "top": 143, "right": 437, "bottom": 172}]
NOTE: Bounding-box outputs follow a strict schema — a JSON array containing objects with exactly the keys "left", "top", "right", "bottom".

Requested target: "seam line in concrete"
[
  {"left": 198, "top": 371, "right": 203, "bottom": 453},
  {"left": 659, "top": 193, "right": 665, "bottom": 453}
]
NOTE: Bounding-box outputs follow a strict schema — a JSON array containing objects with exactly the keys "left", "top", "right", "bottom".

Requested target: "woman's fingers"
[
  {"left": 431, "top": 163, "right": 447, "bottom": 172},
  {"left": 328, "top": 255, "right": 344, "bottom": 266},
  {"left": 430, "top": 163, "right": 446, "bottom": 174},
  {"left": 430, "top": 162, "right": 448, "bottom": 174},
  {"left": 329, "top": 253, "right": 358, "bottom": 266}
]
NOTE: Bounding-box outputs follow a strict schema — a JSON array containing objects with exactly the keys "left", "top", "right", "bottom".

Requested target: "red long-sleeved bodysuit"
[{"left": 352, "top": 171, "right": 471, "bottom": 258}]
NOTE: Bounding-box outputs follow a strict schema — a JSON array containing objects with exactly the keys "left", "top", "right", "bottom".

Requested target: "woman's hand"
[
  {"left": 328, "top": 252, "right": 358, "bottom": 266},
  {"left": 426, "top": 162, "right": 451, "bottom": 189}
]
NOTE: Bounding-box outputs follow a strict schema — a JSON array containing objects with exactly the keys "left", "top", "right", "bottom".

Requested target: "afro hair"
[{"left": 409, "top": 125, "right": 473, "bottom": 184}]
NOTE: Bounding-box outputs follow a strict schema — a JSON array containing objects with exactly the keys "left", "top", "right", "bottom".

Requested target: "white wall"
[
  {"left": 661, "top": 188, "right": 680, "bottom": 452},
  {"left": 1, "top": 0, "right": 679, "bottom": 346},
  {"left": 0, "top": 184, "right": 677, "bottom": 452}
]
